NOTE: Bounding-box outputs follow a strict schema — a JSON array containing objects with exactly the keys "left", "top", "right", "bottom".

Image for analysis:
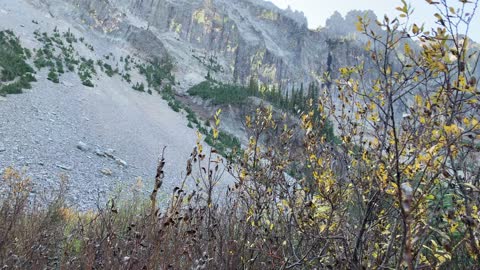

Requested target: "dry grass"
[
  {"left": 0, "top": 144, "right": 258, "bottom": 269},
  {"left": 0, "top": 115, "right": 320, "bottom": 269},
  {"left": 0, "top": 107, "right": 478, "bottom": 269}
]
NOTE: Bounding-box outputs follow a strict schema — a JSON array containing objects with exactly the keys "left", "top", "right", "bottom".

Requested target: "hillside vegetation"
[
  {"left": 0, "top": 26, "right": 243, "bottom": 171},
  {"left": 188, "top": 79, "right": 337, "bottom": 144},
  {"left": 0, "top": 30, "right": 36, "bottom": 96}
]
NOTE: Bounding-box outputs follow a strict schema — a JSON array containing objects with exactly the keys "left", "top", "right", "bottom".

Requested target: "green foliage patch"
[
  {"left": 188, "top": 80, "right": 249, "bottom": 105},
  {"left": 132, "top": 82, "right": 145, "bottom": 92},
  {"left": 137, "top": 56, "right": 175, "bottom": 89},
  {"left": 78, "top": 58, "right": 96, "bottom": 87},
  {"left": 0, "top": 30, "right": 36, "bottom": 96}
]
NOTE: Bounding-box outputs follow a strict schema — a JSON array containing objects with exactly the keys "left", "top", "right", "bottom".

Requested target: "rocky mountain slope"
[
  {"left": 2, "top": 0, "right": 478, "bottom": 211},
  {"left": 0, "top": 0, "right": 217, "bottom": 210},
  {"left": 32, "top": 0, "right": 374, "bottom": 89},
  {"left": 0, "top": 0, "right": 382, "bottom": 210}
]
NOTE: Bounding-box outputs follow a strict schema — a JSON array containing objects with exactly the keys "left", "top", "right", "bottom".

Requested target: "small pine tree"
[
  {"left": 47, "top": 68, "right": 59, "bottom": 83},
  {"left": 249, "top": 74, "right": 260, "bottom": 96},
  {"left": 284, "top": 88, "right": 289, "bottom": 110},
  {"left": 298, "top": 83, "right": 305, "bottom": 111}
]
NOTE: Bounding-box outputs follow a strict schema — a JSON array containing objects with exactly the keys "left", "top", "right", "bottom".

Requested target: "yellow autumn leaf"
[
  {"left": 450, "top": 223, "right": 458, "bottom": 233},
  {"left": 471, "top": 117, "right": 479, "bottom": 127},
  {"left": 365, "top": 40, "right": 371, "bottom": 51},
  {"left": 412, "top": 23, "right": 419, "bottom": 34},
  {"left": 437, "top": 62, "right": 447, "bottom": 72},
  {"left": 355, "top": 21, "right": 363, "bottom": 32},
  {"left": 415, "top": 94, "right": 423, "bottom": 106},
  {"left": 404, "top": 42, "right": 411, "bottom": 55},
  {"left": 443, "top": 124, "right": 461, "bottom": 136}
]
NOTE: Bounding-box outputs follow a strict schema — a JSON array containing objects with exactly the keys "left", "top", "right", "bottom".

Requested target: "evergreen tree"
[
  {"left": 299, "top": 82, "right": 305, "bottom": 111},
  {"left": 290, "top": 84, "right": 296, "bottom": 110},
  {"left": 248, "top": 75, "right": 258, "bottom": 96},
  {"left": 284, "top": 87, "right": 289, "bottom": 110}
]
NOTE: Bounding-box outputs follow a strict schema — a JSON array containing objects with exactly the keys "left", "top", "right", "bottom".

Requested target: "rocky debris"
[
  {"left": 56, "top": 164, "right": 73, "bottom": 171},
  {"left": 115, "top": 158, "right": 127, "bottom": 167},
  {"left": 92, "top": 146, "right": 128, "bottom": 167},
  {"left": 95, "top": 149, "right": 106, "bottom": 157},
  {"left": 62, "top": 81, "right": 74, "bottom": 87},
  {"left": 0, "top": 0, "right": 211, "bottom": 210},
  {"left": 76, "top": 141, "right": 89, "bottom": 151},
  {"left": 101, "top": 168, "right": 113, "bottom": 176},
  {"left": 104, "top": 148, "right": 115, "bottom": 159}
]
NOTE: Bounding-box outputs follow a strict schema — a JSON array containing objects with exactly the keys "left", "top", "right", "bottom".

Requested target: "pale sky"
[{"left": 269, "top": 0, "right": 480, "bottom": 42}]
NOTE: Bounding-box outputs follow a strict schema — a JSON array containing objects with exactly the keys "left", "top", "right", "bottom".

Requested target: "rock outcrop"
[{"left": 33, "top": 0, "right": 376, "bottom": 89}]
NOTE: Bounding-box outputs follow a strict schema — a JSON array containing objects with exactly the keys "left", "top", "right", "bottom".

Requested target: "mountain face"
[
  {"left": 34, "top": 0, "right": 373, "bottom": 89},
  {"left": 2, "top": 0, "right": 478, "bottom": 211},
  {"left": 2, "top": 0, "right": 375, "bottom": 209}
]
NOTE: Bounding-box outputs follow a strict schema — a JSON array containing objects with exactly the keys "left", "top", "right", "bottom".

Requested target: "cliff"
[{"left": 33, "top": 0, "right": 375, "bottom": 90}]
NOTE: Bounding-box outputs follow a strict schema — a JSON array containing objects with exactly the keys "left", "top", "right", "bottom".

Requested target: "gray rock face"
[{"left": 36, "top": 0, "right": 376, "bottom": 88}]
